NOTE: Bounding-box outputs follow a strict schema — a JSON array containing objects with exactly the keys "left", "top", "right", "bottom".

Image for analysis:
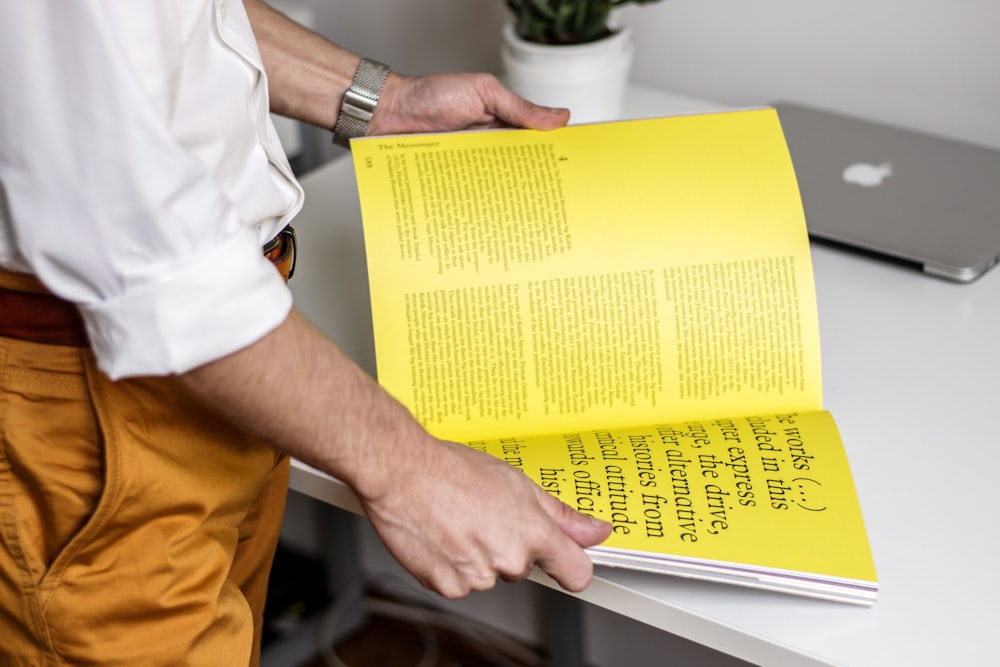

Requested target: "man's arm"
[
  {"left": 179, "top": 309, "right": 612, "bottom": 598},
  {"left": 242, "top": 0, "right": 571, "bottom": 134}
]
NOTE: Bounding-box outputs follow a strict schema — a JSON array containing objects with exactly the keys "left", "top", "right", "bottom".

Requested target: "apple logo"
[{"left": 842, "top": 162, "right": 893, "bottom": 187}]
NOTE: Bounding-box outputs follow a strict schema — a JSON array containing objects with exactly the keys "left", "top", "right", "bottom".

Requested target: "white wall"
[
  {"left": 621, "top": 0, "right": 999, "bottom": 149},
  {"left": 297, "top": 0, "right": 998, "bottom": 149},
  {"left": 295, "top": 0, "right": 509, "bottom": 77}
]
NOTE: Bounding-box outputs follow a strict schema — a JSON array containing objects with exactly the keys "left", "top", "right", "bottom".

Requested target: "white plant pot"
[{"left": 499, "top": 23, "right": 635, "bottom": 125}]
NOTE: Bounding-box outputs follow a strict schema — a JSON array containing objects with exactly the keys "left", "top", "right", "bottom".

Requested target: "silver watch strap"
[{"left": 332, "top": 57, "right": 390, "bottom": 148}]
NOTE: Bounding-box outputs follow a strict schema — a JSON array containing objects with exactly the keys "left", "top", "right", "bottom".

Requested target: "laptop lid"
[{"left": 773, "top": 102, "right": 1000, "bottom": 282}]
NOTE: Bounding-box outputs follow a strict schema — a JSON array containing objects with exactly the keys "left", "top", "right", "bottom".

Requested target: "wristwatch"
[{"left": 331, "top": 57, "right": 391, "bottom": 148}]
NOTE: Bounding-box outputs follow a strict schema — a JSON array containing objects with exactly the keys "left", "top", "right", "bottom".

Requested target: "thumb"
[
  {"left": 487, "top": 80, "right": 571, "bottom": 129},
  {"left": 534, "top": 485, "right": 613, "bottom": 547},
  {"left": 516, "top": 101, "right": 572, "bottom": 130}
]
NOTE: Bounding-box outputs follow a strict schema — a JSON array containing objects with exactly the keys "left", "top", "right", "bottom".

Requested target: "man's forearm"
[
  {"left": 178, "top": 307, "right": 420, "bottom": 501},
  {"left": 178, "top": 308, "right": 611, "bottom": 598},
  {"left": 244, "top": 0, "right": 573, "bottom": 141},
  {"left": 243, "top": 0, "right": 363, "bottom": 130}
]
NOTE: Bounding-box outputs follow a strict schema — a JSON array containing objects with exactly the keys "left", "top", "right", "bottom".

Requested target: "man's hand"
[
  {"left": 362, "top": 438, "right": 611, "bottom": 598},
  {"left": 369, "top": 72, "right": 570, "bottom": 136}
]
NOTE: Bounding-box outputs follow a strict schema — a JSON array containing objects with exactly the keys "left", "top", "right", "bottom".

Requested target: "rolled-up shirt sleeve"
[{"left": 0, "top": 0, "right": 303, "bottom": 379}]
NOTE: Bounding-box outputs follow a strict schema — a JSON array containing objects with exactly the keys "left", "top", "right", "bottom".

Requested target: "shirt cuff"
[{"left": 80, "top": 231, "right": 293, "bottom": 380}]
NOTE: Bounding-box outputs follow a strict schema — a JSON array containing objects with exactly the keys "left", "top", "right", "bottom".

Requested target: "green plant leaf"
[{"left": 507, "top": 0, "right": 661, "bottom": 44}]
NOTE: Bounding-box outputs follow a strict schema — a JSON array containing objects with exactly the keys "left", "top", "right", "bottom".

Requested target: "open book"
[{"left": 348, "top": 108, "right": 877, "bottom": 605}]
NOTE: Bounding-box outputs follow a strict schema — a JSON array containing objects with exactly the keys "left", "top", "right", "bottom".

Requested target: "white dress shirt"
[{"left": 0, "top": 0, "right": 304, "bottom": 379}]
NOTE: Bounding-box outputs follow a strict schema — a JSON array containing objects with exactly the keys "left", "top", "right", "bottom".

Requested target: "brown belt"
[{"left": 0, "top": 227, "right": 297, "bottom": 348}]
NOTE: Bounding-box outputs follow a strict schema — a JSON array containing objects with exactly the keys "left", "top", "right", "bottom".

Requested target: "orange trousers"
[{"left": 0, "top": 275, "right": 289, "bottom": 666}]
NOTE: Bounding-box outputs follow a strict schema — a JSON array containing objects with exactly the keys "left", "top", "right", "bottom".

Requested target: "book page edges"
[{"left": 588, "top": 547, "right": 878, "bottom": 606}]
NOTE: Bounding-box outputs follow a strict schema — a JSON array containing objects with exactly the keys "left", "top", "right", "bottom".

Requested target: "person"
[{"left": 0, "top": 1, "right": 612, "bottom": 665}]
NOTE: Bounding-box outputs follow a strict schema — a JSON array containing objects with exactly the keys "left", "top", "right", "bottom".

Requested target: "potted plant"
[
  {"left": 505, "top": 0, "right": 662, "bottom": 45},
  {"left": 499, "top": 0, "right": 664, "bottom": 123}
]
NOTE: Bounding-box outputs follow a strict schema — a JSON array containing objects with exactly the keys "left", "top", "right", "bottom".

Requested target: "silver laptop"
[{"left": 773, "top": 102, "right": 1000, "bottom": 282}]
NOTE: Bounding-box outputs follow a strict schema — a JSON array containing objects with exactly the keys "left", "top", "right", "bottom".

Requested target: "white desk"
[{"left": 287, "top": 86, "right": 1000, "bottom": 667}]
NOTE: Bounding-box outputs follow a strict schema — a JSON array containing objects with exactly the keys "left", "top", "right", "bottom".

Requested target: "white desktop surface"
[{"left": 286, "top": 86, "right": 1000, "bottom": 667}]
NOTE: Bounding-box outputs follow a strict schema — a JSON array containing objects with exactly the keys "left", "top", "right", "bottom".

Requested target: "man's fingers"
[
  {"left": 365, "top": 441, "right": 613, "bottom": 599},
  {"left": 500, "top": 97, "right": 571, "bottom": 130},
  {"left": 532, "top": 530, "right": 599, "bottom": 592},
  {"left": 519, "top": 102, "right": 572, "bottom": 129},
  {"left": 534, "top": 484, "right": 613, "bottom": 547},
  {"left": 524, "top": 488, "right": 613, "bottom": 592},
  {"left": 479, "top": 75, "right": 570, "bottom": 130}
]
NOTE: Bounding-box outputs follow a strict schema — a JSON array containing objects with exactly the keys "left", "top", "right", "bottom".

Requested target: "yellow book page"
[
  {"left": 352, "top": 109, "right": 823, "bottom": 442},
  {"left": 469, "top": 410, "right": 876, "bottom": 584}
]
